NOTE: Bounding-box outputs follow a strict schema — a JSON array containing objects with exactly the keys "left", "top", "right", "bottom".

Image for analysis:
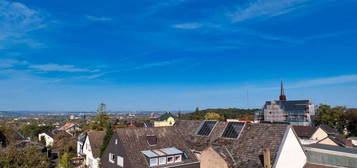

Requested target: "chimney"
[{"left": 263, "top": 148, "right": 271, "bottom": 168}]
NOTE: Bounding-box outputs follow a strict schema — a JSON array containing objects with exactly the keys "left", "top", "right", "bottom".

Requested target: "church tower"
[{"left": 279, "top": 81, "right": 287, "bottom": 101}]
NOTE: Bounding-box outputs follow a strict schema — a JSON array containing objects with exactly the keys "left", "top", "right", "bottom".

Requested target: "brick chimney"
[{"left": 263, "top": 148, "right": 271, "bottom": 168}]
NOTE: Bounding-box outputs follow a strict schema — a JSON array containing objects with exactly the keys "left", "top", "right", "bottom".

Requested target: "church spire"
[{"left": 279, "top": 81, "right": 287, "bottom": 101}]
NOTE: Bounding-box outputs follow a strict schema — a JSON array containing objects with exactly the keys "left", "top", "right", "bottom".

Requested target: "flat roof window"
[{"left": 221, "top": 122, "right": 245, "bottom": 139}]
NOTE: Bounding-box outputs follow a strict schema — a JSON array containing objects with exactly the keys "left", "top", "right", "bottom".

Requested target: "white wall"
[
  {"left": 83, "top": 137, "right": 100, "bottom": 168},
  {"left": 274, "top": 127, "right": 306, "bottom": 168},
  {"left": 38, "top": 133, "right": 54, "bottom": 147}
]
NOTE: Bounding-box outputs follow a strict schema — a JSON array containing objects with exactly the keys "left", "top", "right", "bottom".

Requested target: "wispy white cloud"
[
  {"left": 230, "top": 0, "right": 315, "bottom": 23},
  {"left": 84, "top": 15, "right": 112, "bottom": 22},
  {"left": 172, "top": 23, "right": 202, "bottom": 29},
  {"left": 289, "top": 75, "right": 357, "bottom": 89},
  {"left": 29, "top": 63, "right": 95, "bottom": 72},
  {"left": 0, "top": 59, "right": 28, "bottom": 68},
  {"left": 0, "top": 0, "right": 47, "bottom": 48},
  {"left": 132, "top": 60, "right": 182, "bottom": 70}
]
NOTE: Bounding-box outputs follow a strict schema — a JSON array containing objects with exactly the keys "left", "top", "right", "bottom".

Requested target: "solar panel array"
[
  {"left": 196, "top": 120, "right": 217, "bottom": 136},
  {"left": 221, "top": 122, "right": 245, "bottom": 138}
]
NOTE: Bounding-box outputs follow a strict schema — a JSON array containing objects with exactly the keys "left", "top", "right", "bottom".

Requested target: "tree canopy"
[{"left": 180, "top": 108, "right": 258, "bottom": 121}]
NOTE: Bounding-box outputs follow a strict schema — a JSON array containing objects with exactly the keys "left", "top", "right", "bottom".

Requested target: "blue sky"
[{"left": 1, "top": 0, "right": 357, "bottom": 111}]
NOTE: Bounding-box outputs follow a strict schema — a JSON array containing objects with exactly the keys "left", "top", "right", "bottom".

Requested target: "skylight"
[
  {"left": 196, "top": 120, "right": 217, "bottom": 136},
  {"left": 221, "top": 122, "right": 245, "bottom": 138}
]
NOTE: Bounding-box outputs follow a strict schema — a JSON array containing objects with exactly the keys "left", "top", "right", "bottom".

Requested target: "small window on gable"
[
  {"left": 167, "top": 156, "right": 174, "bottom": 164},
  {"left": 109, "top": 153, "right": 115, "bottom": 163},
  {"left": 174, "top": 155, "right": 182, "bottom": 163},
  {"left": 159, "top": 157, "right": 166, "bottom": 165},
  {"left": 149, "top": 158, "right": 158, "bottom": 166},
  {"left": 117, "top": 156, "right": 124, "bottom": 167}
]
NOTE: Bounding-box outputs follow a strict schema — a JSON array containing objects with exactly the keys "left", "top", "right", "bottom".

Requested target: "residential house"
[
  {"left": 58, "top": 122, "right": 81, "bottom": 135},
  {"left": 38, "top": 132, "right": 55, "bottom": 147},
  {"left": 175, "top": 120, "right": 307, "bottom": 168},
  {"left": 101, "top": 127, "right": 200, "bottom": 168},
  {"left": 257, "top": 81, "right": 316, "bottom": 126},
  {"left": 154, "top": 112, "right": 176, "bottom": 127},
  {"left": 293, "top": 125, "right": 350, "bottom": 147},
  {"left": 304, "top": 144, "right": 357, "bottom": 168},
  {"left": 81, "top": 131, "right": 106, "bottom": 168}
]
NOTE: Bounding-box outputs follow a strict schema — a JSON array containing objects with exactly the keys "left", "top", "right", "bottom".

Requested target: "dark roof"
[
  {"left": 319, "top": 125, "right": 339, "bottom": 135},
  {"left": 87, "top": 131, "right": 106, "bottom": 158},
  {"left": 293, "top": 126, "right": 317, "bottom": 139},
  {"left": 157, "top": 112, "right": 176, "bottom": 121},
  {"left": 264, "top": 100, "right": 311, "bottom": 111},
  {"left": 175, "top": 120, "right": 290, "bottom": 168},
  {"left": 114, "top": 126, "right": 198, "bottom": 168},
  {"left": 305, "top": 143, "right": 357, "bottom": 154}
]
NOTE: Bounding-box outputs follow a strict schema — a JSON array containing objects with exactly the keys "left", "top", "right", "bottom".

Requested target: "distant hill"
[{"left": 179, "top": 108, "right": 259, "bottom": 121}]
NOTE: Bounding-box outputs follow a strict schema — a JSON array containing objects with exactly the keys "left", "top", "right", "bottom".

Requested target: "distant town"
[{"left": 1, "top": 82, "right": 356, "bottom": 168}]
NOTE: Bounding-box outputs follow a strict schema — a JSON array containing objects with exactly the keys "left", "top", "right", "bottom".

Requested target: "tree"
[
  {"left": 344, "top": 109, "right": 357, "bottom": 136},
  {"left": 58, "top": 152, "right": 72, "bottom": 168},
  {"left": 315, "top": 104, "right": 346, "bottom": 133},
  {"left": 89, "top": 103, "right": 111, "bottom": 131},
  {"left": 100, "top": 123, "right": 113, "bottom": 156},
  {"left": 0, "top": 145, "right": 50, "bottom": 168},
  {"left": 204, "top": 112, "right": 222, "bottom": 121}
]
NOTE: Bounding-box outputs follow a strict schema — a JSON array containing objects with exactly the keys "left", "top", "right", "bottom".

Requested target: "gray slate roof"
[
  {"left": 175, "top": 120, "right": 290, "bottom": 168},
  {"left": 87, "top": 131, "right": 106, "bottom": 158},
  {"left": 293, "top": 126, "right": 317, "bottom": 139},
  {"left": 114, "top": 126, "right": 199, "bottom": 168}
]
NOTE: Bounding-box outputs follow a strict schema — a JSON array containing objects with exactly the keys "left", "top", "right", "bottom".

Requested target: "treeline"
[
  {"left": 315, "top": 105, "right": 357, "bottom": 136},
  {"left": 179, "top": 108, "right": 259, "bottom": 121}
]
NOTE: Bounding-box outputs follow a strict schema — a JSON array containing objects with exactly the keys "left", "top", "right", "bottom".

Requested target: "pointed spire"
[{"left": 279, "top": 81, "right": 287, "bottom": 101}]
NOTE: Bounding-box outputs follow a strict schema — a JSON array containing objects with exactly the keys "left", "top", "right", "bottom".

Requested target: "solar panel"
[
  {"left": 221, "top": 122, "right": 245, "bottom": 138},
  {"left": 196, "top": 120, "right": 217, "bottom": 136}
]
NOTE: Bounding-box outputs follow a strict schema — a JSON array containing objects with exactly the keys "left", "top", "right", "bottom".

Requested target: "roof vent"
[{"left": 146, "top": 135, "right": 157, "bottom": 146}]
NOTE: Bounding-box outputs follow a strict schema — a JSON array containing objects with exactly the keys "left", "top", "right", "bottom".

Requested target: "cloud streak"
[
  {"left": 29, "top": 63, "right": 95, "bottom": 72},
  {"left": 0, "top": 0, "right": 48, "bottom": 48},
  {"left": 84, "top": 15, "right": 112, "bottom": 22},
  {"left": 289, "top": 75, "right": 357, "bottom": 89},
  {"left": 230, "top": 0, "right": 312, "bottom": 23},
  {"left": 172, "top": 23, "right": 202, "bottom": 29}
]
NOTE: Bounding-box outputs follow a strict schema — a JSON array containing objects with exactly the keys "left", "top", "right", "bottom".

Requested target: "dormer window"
[
  {"left": 149, "top": 158, "right": 158, "bottom": 166},
  {"left": 175, "top": 155, "right": 182, "bottom": 162},
  {"left": 142, "top": 147, "right": 184, "bottom": 167}
]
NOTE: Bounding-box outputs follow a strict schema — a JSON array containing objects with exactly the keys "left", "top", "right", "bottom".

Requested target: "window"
[
  {"left": 117, "top": 156, "right": 124, "bottom": 167},
  {"left": 167, "top": 156, "right": 174, "bottom": 164},
  {"left": 174, "top": 155, "right": 182, "bottom": 163},
  {"left": 149, "top": 158, "right": 158, "bottom": 166},
  {"left": 115, "top": 139, "right": 118, "bottom": 145},
  {"left": 159, "top": 157, "right": 166, "bottom": 165},
  {"left": 109, "top": 153, "right": 115, "bottom": 163}
]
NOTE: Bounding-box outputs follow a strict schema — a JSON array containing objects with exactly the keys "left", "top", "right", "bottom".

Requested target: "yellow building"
[{"left": 154, "top": 112, "right": 176, "bottom": 127}]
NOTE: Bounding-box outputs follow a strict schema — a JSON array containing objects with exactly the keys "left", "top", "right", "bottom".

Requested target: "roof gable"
[
  {"left": 114, "top": 127, "right": 198, "bottom": 168},
  {"left": 175, "top": 120, "right": 289, "bottom": 168}
]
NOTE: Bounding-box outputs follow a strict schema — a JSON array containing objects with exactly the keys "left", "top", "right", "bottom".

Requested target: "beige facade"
[
  {"left": 310, "top": 128, "right": 328, "bottom": 140},
  {"left": 200, "top": 147, "right": 229, "bottom": 168},
  {"left": 318, "top": 138, "right": 338, "bottom": 146},
  {"left": 154, "top": 117, "right": 175, "bottom": 127}
]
